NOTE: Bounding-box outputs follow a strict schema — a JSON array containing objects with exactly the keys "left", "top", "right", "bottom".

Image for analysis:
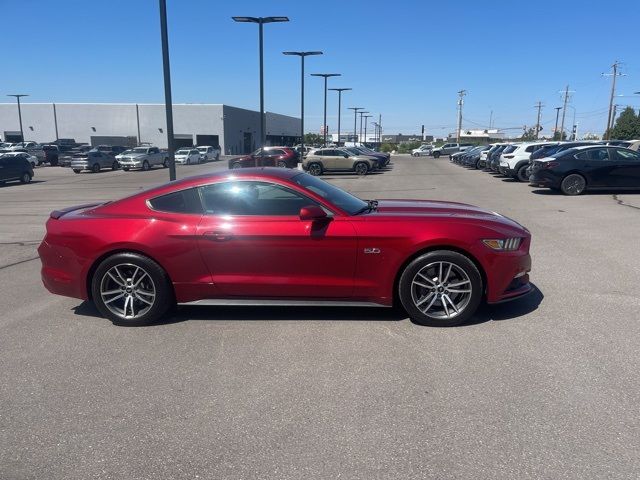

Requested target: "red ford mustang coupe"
[{"left": 39, "top": 168, "right": 532, "bottom": 327}]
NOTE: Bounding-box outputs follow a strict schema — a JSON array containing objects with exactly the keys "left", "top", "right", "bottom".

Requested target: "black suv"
[{"left": 0, "top": 155, "right": 34, "bottom": 184}]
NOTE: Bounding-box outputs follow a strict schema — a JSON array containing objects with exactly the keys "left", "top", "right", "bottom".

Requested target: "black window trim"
[{"left": 146, "top": 185, "right": 204, "bottom": 215}]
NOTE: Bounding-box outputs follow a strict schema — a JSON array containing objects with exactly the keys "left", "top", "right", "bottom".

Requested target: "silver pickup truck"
[
  {"left": 116, "top": 147, "right": 168, "bottom": 171},
  {"left": 431, "top": 142, "right": 474, "bottom": 158}
]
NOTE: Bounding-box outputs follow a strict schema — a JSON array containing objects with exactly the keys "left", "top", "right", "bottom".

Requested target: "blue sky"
[{"left": 3, "top": 0, "right": 639, "bottom": 137}]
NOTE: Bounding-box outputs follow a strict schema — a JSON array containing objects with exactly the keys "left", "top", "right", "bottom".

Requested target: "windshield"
[
  {"left": 550, "top": 147, "right": 578, "bottom": 159},
  {"left": 131, "top": 147, "right": 148, "bottom": 153},
  {"left": 292, "top": 172, "right": 367, "bottom": 215}
]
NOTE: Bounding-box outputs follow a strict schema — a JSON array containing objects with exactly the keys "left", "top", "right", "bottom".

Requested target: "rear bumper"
[
  {"left": 529, "top": 171, "right": 560, "bottom": 188},
  {"left": 38, "top": 239, "right": 87, "bottom": 300}
]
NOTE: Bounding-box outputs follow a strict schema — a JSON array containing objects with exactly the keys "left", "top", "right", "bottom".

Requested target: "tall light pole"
[
  {"left": 456, "top": 90, "right": 466, "bottom": 143},
  {"left": 311, "top": 73, "right": 341, "bottom": 146},
  {"left": 158, "top": 0, "right": 176, "bottom": 180},
  {"left": 359, "top": 111, "right": 369, "bottom": 145},
  {"left": 362, "top": 115, "right": 372, "bottom": 146},
  {"left": 328, "top": 87, "right": 351, "bottom": 146},
  {"left": 7, "top": 94, "right": 28, "bottom": 142},
  {"left": 553, "top": 107, "right": 562, "bottom": 140},
  {"left": 283, "top": 51, "right": 323, "bottom": 157},
  {"left": 534, "top": 101, "right": 543, "bottom": 139},
  {"left": 348, "top": 107, "right": 363, "bottom": 145},
  {"left": 559, "top": 85, "right": 572, "bottom": 143},
  {"left": 603, "top": 61, "right": 625, "bottom": 140},
  {"left": 52, "top": 103, "right": 59, "bottom": 142},
  {"left": 233, "top": 16, "right": 290, "bottom": 163}
]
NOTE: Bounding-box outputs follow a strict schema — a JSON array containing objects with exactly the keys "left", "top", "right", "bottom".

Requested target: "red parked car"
[
  {"left": 228, "top": 146, "right": 298, "bottom": 169},
  {"left": 38, "top": 168, "right": 532, "bottom": 327}
]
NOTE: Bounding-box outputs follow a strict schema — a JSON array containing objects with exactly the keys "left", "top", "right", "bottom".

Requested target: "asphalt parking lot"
[{"left": 1, "top": 155, "right": 639, "bottom": 479}]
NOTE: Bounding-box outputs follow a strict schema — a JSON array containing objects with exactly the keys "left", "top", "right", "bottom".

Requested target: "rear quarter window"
[{"left": 148, "top": 188, "right": 203, "bottom": 214}]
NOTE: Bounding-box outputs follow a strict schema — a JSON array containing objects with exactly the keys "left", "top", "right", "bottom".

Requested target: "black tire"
[
  {"left": 142, "top": 160, "right": 150, "bottom": 171},
  {"left": 516, "top": 164, "right": 529, "bottom": 182},
  {"left": 92, "top": 163, "right": 100, "bottom": 173},
  {"left": 307, "top": 162, "right": 323, "bottom": 176},
  {"left": 123, "top": 167, "right": 130, "bottom": 171},
  {"left": 50, "top": 158, "right": 59, "bottom": 166},
  {"left": 398, "top": 250, "right": 483, "bottom": 327},
  {"left": 560, "top": 173, "right": 586, "bottom": 196},
  {"left": 433, "top": 152, "right": 440, "bottom": 158},
  {"left": 412, "top": 153, "right": 418, "bottom": 157},
  {"left": 277, "top": 160, "right": 287, "bottom": 168},
  {"left": 73, "top": 169, "right": 82, "bottom": 174},
  {"left": 111, "top": 161, "right": 119, "bottom": 171},
  {"left": 216, "top": 154, "right": 220, "bottom": 161},
  {"left": 20, "top": 172, "right": 32, "bottom": 184},
  {"left": 91, "top": 252, "right": 174, "bottom": 327},
  {"left": 231, "top": 162, "right": 243, "bottom": 169},
  {"left": 163, "top": 158, "right": 169, "bottom": 168},
  {"left": 354, "top": 162, "right": 369, "bottom": 176}
]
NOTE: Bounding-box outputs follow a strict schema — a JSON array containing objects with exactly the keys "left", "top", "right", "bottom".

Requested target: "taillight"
[
  {"left": 504, "top": 155, "right": 514, "bottom": 159},
  {"left": 543, "top": 161, "right": 559, "bottom": 169}
]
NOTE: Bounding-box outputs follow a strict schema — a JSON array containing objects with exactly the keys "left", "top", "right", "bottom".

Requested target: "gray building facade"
[{"left": 0, "top": 103, "right": 301, "bottom": 155}]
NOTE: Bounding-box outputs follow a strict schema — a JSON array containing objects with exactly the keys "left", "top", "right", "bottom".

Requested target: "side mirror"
[{"left": 299, "top": 205, "right": 329, "bottom": 221}]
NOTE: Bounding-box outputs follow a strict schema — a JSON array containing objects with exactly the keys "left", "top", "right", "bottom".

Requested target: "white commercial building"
[{"left": 0, "top": 103, "right": 301, "bottom": 155}]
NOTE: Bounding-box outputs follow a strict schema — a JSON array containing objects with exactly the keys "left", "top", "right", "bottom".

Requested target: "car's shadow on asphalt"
[
  {"left": 0, "top": 180, "right": 46, "bottom": 188},
  {"left": 531, "top": 188, "right": 640, "bottom": 196},
  {"left": 73, "top": 284, "right": 543, "bottom": 327}
]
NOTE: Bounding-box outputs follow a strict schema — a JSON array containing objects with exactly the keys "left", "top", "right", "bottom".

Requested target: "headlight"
[{"left": 482, "top": 238, "right": 522, "bottom": 251}]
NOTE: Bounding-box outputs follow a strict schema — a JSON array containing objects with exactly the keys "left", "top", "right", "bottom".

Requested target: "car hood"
[
  {"left": 369, "top": 199, "right": 527, "bottom": 230},
  {"left": 119, "top": 153, "right": 145, "bottom": 158}
]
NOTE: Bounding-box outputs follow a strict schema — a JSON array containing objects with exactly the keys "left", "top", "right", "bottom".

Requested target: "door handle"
[{"left": 203, "top": 231, "right": 234, "bottom": 241}]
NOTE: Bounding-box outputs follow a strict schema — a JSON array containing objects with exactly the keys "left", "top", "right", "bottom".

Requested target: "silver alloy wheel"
[
  {"left": 308, "top": 163, "right": 322, "bottom": 176},
  {"left": 355, "top": 162, "right": 368, "bottom": 175},
  {"left": 100, "top": 263, "right": 156, "bottom": 320},
  {"left": 231, "top": 162, "right": 242, "bottom": 169},
  {"left": 562, "top": 174, "right": 586, "bottom": 195},
  {"left": 410, "top": 261, "right": 472, "bottom": 319}
]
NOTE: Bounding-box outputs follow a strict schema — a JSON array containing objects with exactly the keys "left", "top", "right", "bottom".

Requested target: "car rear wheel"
[
  {"left": 308, "top": 162, "right": 323, "bottom": 176},
  {"left": 142, "top": 160, "right": 150, "bottom": 171},
  {"left": 73, "top": 169, "right": 82, "bottom": 174},
  {"left": 111, "top": 161, "right": 119, "bottom": 171},
  {"left": 277, "top": 160, "right": 287, "bottom": 168},
  {"left": 398, "top": 250, "right": 482, "bottom": 327},
  {"left": 433, "top": 152, "right": 440, "bottom": 158},
  {"left": 163, "top": 158, "right": 169, "bottom": 168},
  {"left": 560, "top": 173, "right": 586, "bottom": 196},
  {"left": 91, "top": 252, "right": 174, "bottom": 327},
  {"left": 216, "top": 154, "right": 220, "bottom": 161},
  {"left": 354, "top": 162, "right": 369, "bottom": 176},
  {"left": 231, "top": 162, "right": 242, "bottom": 169},
  {"left": 20, "top": 172, "right": 31, "bottom": 184},
  {"left": 516, "top": 165, "right": 529, "bottom": 182},
  {"left": 92, "top": 163, "right": 100, "bottom": 173}
]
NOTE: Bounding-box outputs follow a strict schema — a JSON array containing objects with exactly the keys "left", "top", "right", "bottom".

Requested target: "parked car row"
[
  {"left": 227, "top": 145, "right": 392, "bottom": 176},
  {"left": 413, "top": 142, "right": 475, "bottom": 158},
  {"left": 448, "top": 140, "right": 640, "bottom": 195}
]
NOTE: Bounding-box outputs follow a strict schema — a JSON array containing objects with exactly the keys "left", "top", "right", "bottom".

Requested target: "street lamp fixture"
[
  {"left": 328, "top": 88, "right": 351, "bottom": 146},
  {"left": 283, "top": 51, "right": 323, "bottom": 157},
  {"left": 348, "top": 107, "right": 363, "bottom": 145},
  {"left": 7, "top": 94, "right": 29, "bottom": 142},
  {"left": 311, "top": 73, "right": 341, "bottom": 146},
  {"left": 233, "top": 16, "right": 290, "bottom": 164}
]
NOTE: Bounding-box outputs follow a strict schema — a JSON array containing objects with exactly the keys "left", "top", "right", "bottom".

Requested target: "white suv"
[{"left": 499, "top": 142, "right": 549, "bottom": 181}]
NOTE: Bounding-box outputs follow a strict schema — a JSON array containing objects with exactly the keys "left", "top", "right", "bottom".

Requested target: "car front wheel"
[
  {"left": 560, "top": 173, "right": 586, "bottom": 195},
  {"left": 433, "top": 152, "right": 440, "bottom": 158},
  {"left": 142, "top": 160, "right": 150, "bottom": 171},
  {"left": 91, "top": 252, "right": 174, "bottom": 326},
  {"left": 20, "top": 172, "right": 32, "bottom": 184},
  {"left": 516, "top": 165, "right": 529, "bottom": 182},
  {"left": 111, "top": 161, "right": 119, "bottom": 171},
  {"left": 398, "top": 250, "right": 482, "bottom": 327},
  {"left": 231, "top": 162, "right": 242, "bottom": 169},
  {"left": 354, "top": 162, "right": 369, "bottom": 176}
]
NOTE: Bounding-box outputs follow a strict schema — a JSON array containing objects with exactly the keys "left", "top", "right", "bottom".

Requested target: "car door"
[
  {"left": 196, "top": 180, "right": 357, "bottom": 298},
  {"left": 610, "top": 148, "right": 640, "bottom": 187},
  {"left": 325, "top": 149, "right": 345, "bottom": 170},
  {"left": 581, "top": 147, "right": 615, "bottom": 187},
  {"left": 0, "top": 157, "right": 15, "bottom": 180}
]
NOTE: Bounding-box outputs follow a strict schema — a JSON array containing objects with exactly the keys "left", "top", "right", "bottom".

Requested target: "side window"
[
  {"left": 615, "top": 149, "right": 640, "bottom": 161},
  {"left": 148, "top": 188, "right": 203, "bottom": 214},
  {"left": 525, "top": 145, "right": 536, "bottom": 153},
  {"left": 587, "top": 148, "right": 610, "bottom": 162},
  {"left": 199, "top": 181, "right": 318, "bottom": 216},
  {"left": 150, "top": 148, "right": 158, "bottom": 154},
  {"left": 315, "top": 150, "right": 324, "bottom": 156}
]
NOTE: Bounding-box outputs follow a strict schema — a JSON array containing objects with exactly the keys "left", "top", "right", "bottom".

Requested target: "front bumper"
[
  {"left": 119, "top": 159, "right": 143, "bottom": 168},
  {"left": 483, "top": 246, "right": 533, "bottom": 304}
]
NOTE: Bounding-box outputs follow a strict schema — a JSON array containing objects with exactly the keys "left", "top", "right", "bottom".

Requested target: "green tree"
[
  {"left": 609, "top": 107, "right": 640, "bottom": 140},
  {"left": 304, "top": 133, "right": 323, "bottom": 146},
  {"left": 520, "top": 127, "right": 537, "bottom": 141},
  {"left": 552, "top": 131, "right": 567, "bottom": 141}
]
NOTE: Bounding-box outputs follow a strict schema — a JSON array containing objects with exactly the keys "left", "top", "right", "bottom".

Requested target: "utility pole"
[
  {"left": 348, "top": 107, "right": 363, "bottom": 145},
  {"left": 489, "top": 110, "right": 493, "bottom": 129},
  {"left": 359, "top": 111, "right": 369, "bottom": 145},
  {"left": 456, "top": 90, "right": 466, "bottom": 143},
  {"left": 553, "top": 107, "right": 562, "bottom": 140},
  {"left": 603, "top": 61, "right": 625, "bottom": 139},
  {"left": 534, "top": 101, "right": 543, "bottom": 139},
  {"left": 559, "top": 86, "right": 572, "bottom": 142},
  {"left": 378, "top": 113, "right": 382, "bottom": 147}
]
